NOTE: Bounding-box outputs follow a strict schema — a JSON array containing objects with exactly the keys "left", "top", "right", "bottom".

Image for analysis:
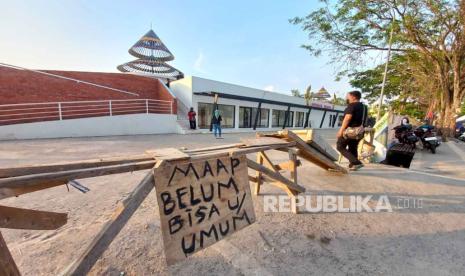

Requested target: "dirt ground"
[{"left": 1, "top": 131, "right": 465, "bottom": 276}]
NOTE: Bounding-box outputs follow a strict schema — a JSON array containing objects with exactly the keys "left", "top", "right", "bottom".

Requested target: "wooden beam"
[
  {"left": 0, "top": 231, "right": 20, "bottom": 276},
  {"left": 62, "top": 170, "right": 155, "bottom": 276},
  {"left": 0, "top": 154, "right": 154, "bottom": 179},
  {"left": 289, "top": 149, "right": 298, "bottom": 185},
  {"left": 274, "top": 160, "right": 301, "bottom": 171},
  {"left": 284, "top": 131, "right": 347, "bottom": 173},
  {"left": 0, "top": 205, "right": 67, "bottom": 230},
  {"left": 0, "top": 160, "right": 157, "bottom": 200},
  {"left": 247, "top": 159, "right": 305, "bottom": 193},
  {"left": 182, "top": 143, "right": 244, "bottom": 153},
  {"left": 257, "top": 151, "right": 301, "bottom": 205},
  {"left": 254, "top": 153, "right": 264, "bottom": 195}
]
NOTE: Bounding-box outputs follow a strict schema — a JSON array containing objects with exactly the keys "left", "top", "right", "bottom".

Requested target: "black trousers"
[
  {"left": 336, "top": 137, "right": 362, "bottom": 165},
  {"left": 189, "top": 120, "right": 196, "bottom": 129}
]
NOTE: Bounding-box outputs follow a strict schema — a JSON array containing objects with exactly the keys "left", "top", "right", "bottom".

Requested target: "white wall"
[
  {"left": 171, "top": 75, "right": 345, "bottom": 132},
  {"left": 0, "top": 114, "right": 177, "bottom": 140},
  {"left": 193, "top": 95, "right": 340, "bottom": 131},
  {"left": 170, "top": 76, "right": 193, "bottom": 108},
  {"left": 191, "top": 76, "right": 344, "bottom": 111}
]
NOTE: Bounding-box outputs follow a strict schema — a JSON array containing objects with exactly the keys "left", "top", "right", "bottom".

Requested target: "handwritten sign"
[{"left": 154, "top": 155, "right": 255, "bottom": 265}]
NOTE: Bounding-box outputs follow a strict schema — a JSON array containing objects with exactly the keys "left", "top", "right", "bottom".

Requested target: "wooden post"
[
  {"left": 254, "top": 153, "right": 263, "bottom": 195},
  {"left": 0, "top": 231, "right": 20, "bottom": 276},
  {"left": 288, "top": 149, "right": 300, "bottom": 214},
  {"left": 62, "top": 170, "right": 155, "bottom": 276},
  {"left": 246, "top": 159, "right": 305, "bottom": 194}
]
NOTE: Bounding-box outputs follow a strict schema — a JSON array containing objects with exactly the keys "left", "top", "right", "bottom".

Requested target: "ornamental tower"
[{"left": 117, "top": 29, "right": 183, "bottom": 80}]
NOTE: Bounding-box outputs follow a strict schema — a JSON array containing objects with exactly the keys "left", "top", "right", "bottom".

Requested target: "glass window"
[
  {"left": 287, "top": 111, "right": 294, "bottom": 127},
  {"left": 259, "top": 108, "right": 269, "bottom": 128},
  {"left": 272, "top": 110, "right": 293, "bottom": 127},
  {"left": 239, "top": 107, "right": 269, "bottom": 128},
  {"left": 239, "top": 107, "right": 253, "bottom": 128},
  {"left": 198, "top": 102, "right": 235, "bottom": 129},
  {"left": 272, "top": 110, "right": 285, "bottom": 127},
  {"left": 296, "top": 111, "right": 305, "bottom": 127}
]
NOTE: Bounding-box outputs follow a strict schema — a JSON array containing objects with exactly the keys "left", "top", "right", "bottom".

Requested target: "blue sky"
[{"left": 0, "top": 0, "right": 358, "bottom": 97}]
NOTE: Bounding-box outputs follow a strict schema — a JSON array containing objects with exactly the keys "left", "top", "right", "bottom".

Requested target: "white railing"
[{"left": 0, "top": 99, "right": 175, "bottom": 125}]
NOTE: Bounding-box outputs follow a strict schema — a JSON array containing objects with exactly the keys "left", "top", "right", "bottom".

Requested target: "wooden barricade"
[{"left": 0, "top": 130, "right": 344, "bottom": 274}]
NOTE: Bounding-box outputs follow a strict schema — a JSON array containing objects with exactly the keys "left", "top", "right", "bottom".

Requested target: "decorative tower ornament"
[
  {"left": 117, "top": 29, "right": 183, "bottom": 80},
  {"left": 313, "top": 87, "right": 331, "bottom": 101}
]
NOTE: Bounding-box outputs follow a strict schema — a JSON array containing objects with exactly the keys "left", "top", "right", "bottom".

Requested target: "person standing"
[
  {"left": 211, "top": 109, "right": 223, "bottom": 139},
  {"left": 336, "top": 91, "right": 367, "bottom": 171},
  {"left": 188, "top": 107, "right": 196, "bottom": 130}
]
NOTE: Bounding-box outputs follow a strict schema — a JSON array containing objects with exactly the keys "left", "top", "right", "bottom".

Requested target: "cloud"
[
  {"left": 263, "top": 85, "right": 274, "bottom": 92},
  {"left": 193, "top": 51, "right": 207, "bottom": 73}
]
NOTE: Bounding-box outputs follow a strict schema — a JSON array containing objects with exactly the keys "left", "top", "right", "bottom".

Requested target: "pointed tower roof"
[
  {"left": 117, "top": 58, "right": 183, "bottom": 79},
  {"left": 314, "top": 87, "right": 331, "bottom": 99},
  {"left": 128, "top": 29, "right": 175, "bottom": 62},
  {"left": 118, "top": 28, "right": 183, "bottom": 80}
]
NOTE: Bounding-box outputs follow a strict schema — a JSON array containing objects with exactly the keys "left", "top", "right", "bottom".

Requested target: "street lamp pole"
[{"left": 376, "top": 19, "right": 395, "bottom": 121}]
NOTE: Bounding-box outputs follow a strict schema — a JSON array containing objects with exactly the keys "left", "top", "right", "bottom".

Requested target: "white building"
[{"left": 171, "top": 76, "right": 345, "bottom": 133}]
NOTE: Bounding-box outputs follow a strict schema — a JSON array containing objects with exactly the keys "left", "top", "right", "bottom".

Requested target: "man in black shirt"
[{"left": 336, "top": 90, "right": 367, "bottom": 170}]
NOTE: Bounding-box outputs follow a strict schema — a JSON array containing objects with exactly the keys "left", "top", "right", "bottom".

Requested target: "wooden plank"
[
  {"left": 62, "top": 171, "right": 155, "bottom": 276},
  {"left": 154, "top": 155, "right": 256, "bottom": 265},
  {"left": 0, "top": 231, "right": 20, "bottom": 276},
  {"left": 284, "top": 131, "right": 348, "bottom": 174},
  {"left": 274, "top": 160, "right": 301, "bottom": 171},
  {"left": 0, "top": 154, "right": 154, "bottom": 178},
  {"left": 183, "top": 143, "right": 244, "bottom": 153},
  {"left": 229, "top": 142, "right": 295, "bottom": 156},
  {"left": 0, "top": 160, "right": 157, "bottom": 200},
  {"left": 0, "top": 205, "right": 67, "bottom": 230},
  {"left": 288, "top": 150, "right": 298, "bottom": 185},
  {"left": 146, "top": 148, "right": 190, "bottom": 161},
  {"left": 278, "top": 130, "right": 338, "bottom": 161},
  {"left": 240, "top": 137, "right": 291, "bottom": 147},
  {"left": 0, "top": 181, "right": 65, "bottom": 200},
  {"left": 247, "top": 159, "right": 305, "bottom": 193},
  {"left": 305, "top": 130, "right": 339, "bottom": 161},
  {"left": 255, "top": 153, "right": 264, "bottom": 195},
  {"left": 248, "top": 175, "right": 258, "bottom": 182}
]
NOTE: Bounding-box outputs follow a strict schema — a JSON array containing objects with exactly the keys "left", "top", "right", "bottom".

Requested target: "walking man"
[
  {"left": 336, "top": 91, "right": 367, "bottom": 171},
  {"left": 188, "top": 107, "right": 196, "bottom": 130}
]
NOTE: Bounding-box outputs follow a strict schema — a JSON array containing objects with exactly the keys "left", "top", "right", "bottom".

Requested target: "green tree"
[
  {"left": 291, "top": 0, "right": 465, "bottom": 136},
  {"left": 304, "top": 85, "right": 312, "bottom": 106},
  {"left": 291, "top": 89, "right": 302, "bottom": 97},
  {"left": 349, "top": 53, "right": 432, "bottom": 120},
  {"left": 331, "top": 93, "right": 346, "bottom": 106}
]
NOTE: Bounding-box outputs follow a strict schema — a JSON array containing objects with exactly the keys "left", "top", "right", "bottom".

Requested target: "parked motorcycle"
[
  {"left": 414, "top": 126, "right": 440, "bottom": 154},
  {"left": 459, "top": 132, "right": 465, "bottom": 142},
  {"left": 394, "top": 124, "right": 419, "bottom": 146}
]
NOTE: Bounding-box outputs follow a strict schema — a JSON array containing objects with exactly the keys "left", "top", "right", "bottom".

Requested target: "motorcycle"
[
  {"left": 414, "top": 126, "right": 440, "bottom": 154},
  {"left": 394, "top": 124, "right": 419, "bottom": 146},
  {"left": 459, "top": 132, "right": 465, "bottom": 142}
]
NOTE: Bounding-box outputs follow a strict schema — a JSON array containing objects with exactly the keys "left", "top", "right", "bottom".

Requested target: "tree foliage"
[
  {"left": 291, "top": 0, "right": 465, "bottom": 135},
  {"left": 291, "top": 89, "right": 302, "bottom": 97}
]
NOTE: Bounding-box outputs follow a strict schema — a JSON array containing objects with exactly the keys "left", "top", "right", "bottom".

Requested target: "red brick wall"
[{"left": 0, "top": 67, "right": 176, "bottom": 107}]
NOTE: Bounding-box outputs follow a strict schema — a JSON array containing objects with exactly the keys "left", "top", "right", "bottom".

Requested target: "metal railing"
[{"left": 0, "top": 99, "right": 175, "bottom": 126}]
